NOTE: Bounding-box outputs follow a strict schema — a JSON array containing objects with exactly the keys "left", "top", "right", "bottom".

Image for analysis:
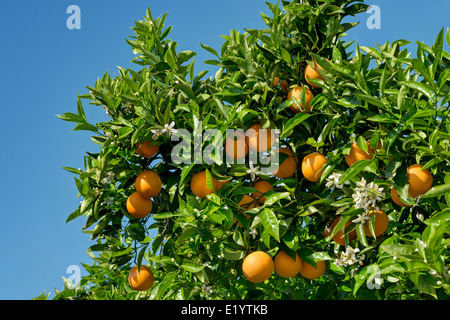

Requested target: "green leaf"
[
  {"left": 447, "top": 27, "right": 450, "bottom": 48},
  {"left": 200, "top": 43, "right": 219, "bottom": 57},
  {"left": 205, "top": 169, "right": 214, "bottom": 191},
  {"left": 222, "top": 249, "right": 246, "bottom": 260},
  {"left": 136, "top": 245, "right": 148, "bottom": 270},
  {"left": 117, "top": 127, "right": 134, "bottom": 139},
  {"left": 214, "top": 97, "right": 230, "bottom": 120},
  {"left": 356, "top": 223, "right": 369, "bottom": 247},
  {"left": 411, "top": 58, "right": 434, "bottom": 86},
  {"left": 445, "top": 173, "right": 450, "bottom": 206},
  {"left": 379, "top": 66, "right": 387, "bottom": 95},
  {"left": 356, "top": 135, "right": 369, "bottom": 153},
  {"left": 432, "top": 27, "right": 445, "bottom": 77},
  {"left": 62, "top": 167, "right": 82, "bottom": 175},
  {"left": 181, "top": 260, "right": 205, "bottom": 273},
  {"left": 264, "top": 192, "right": 290, "bottom": 206},
  {"left": 56, "top": 112, "right": 85, "bottom": 123},
  {"left": 232, "top": 230, "right": 245, "bottom": 247},
  {"left": 80, "top": 196, "right": 94, "bottom": 215},
  {"left": 397, "top": 85, "right": 407, "bottom": 111},
  {"left": 260, "top": 208, "right": 280, "bottom": 242},
  {"left": 176, "top": 83, "right": 196, "bottom": 100},
  {"left": 66, "top": 207, "right": 82, "bottom": 223},
  {"left": 72, "top": 123, "right": 98, "bottom": 133},
  {"left": 280, "top": 47, "right": 292, "bottom": 65},
  {"left": 337, "top": 159, "right": 372, "bottom": 185},
  {"left": 354, "top": 94, "right": 384, "bottom": 109},
  {"left": 416, "top": 274, "right": 437, "bottom": 298},
  {"left": 424, "top": 208, "right": 450, "bottom": 226},
  {"left": 91, "top": 136, "right": 107, "bottom": 145},
  {"left": 437, "top": 67, "right": 450, "bottom": 91},
  {"left": 400, "top": 81, "right": 433, "bottom": 100},
  {"left": 178, "top": 50, "right": 196, "bottom": 64},
  {"left": 420, "top": 183, "right": 450, "bottom": 198},
  {"left": 179, "top": 163, "right": 195, "bottom": 188},
  {"left": 151, "top": 271, "right": 177, "bottom": 300},
  {"left": 282, "top": 113, "right": 314, "bottom": 139},
  {"left": 381, "top": 244, "right": 420, "bottom": 261}
]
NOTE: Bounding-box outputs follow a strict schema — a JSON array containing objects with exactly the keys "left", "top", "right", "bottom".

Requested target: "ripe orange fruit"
[
  {"left": 190, "top": 170, "right": 220, "bottom": 199},
  {"left": 407, "top": 164, "right": 433, "bottom": 198},
  {"left": 238, "top": 194, "right": 258, "bottom": 210},
  {"left": 287, "top": 86, "right": 314, "bottom": 113},
  {"left": 135, "top": 171, "right": 162, "bottom": 198},
  {"left": 128, "top": 265, "right": 154, "bottom": 291},
  {"left": 136, "top": 141, "right": 159, "bottom": 158},
  {"left": 274, "top": 251, "right": 303, "bottom": 278},
  {"left": 225, "top": 130, "right": 249, "bottom": 159},
  {"left": 126, "top": 192, "right": 153, "bottom": 218},
  {"left": 234, "top": 194, "right": 257, "bottom": 227},
  {"left": 301, "top": 152, "right": 327, "bottom": 182},
  {"left": 242, "top": 251, "right": 274, "bottom": 283},
  {"left": 299, "top": 260, "right": 326, "bottom": 280},
  {"left": 246, "top": 123, "right": 275, "bottom": 152},
  {"left": 344, "top": 141, "right": 382, "bottom": 167},
  {"left": 272, "top": 77, "right": 280, "bottom": 87},
  {"left": 364, "top": 209, "right": 389, "bottom": 237},
  {"left": 390, "top": 189, "right": 412, "bottom": 207},
  {"left": 271, "top": 77, "right": 289, "bottom": 92},
  {"left": 305, "top": 60, "right": 325, "bottom": 88},
  {"left": 251, "top": 180, "right": 274, "bottom": 204},
  {"left": 329, "top": 217, "right": 357, "bottom": 246},
  {"left": 271, "top": 148, "right": 298, "bottom": 179}
]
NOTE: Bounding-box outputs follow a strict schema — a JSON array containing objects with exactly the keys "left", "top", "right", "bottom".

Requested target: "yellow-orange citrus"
[
  {"left": 299, "top": 260, "right": 326, "bottom": 280},
  {"left": 238, "top": 194, "right": 258, "bottom": 210},
  {"left": 274, "top": 251, "right": 302, "bottom": 278},
  {"left": 390, "top": 188, "right": 412, "bottom": 207},
  {"left": 364, "top": 209, "right": 389, "bottom": 237},
  {"left": 272, "top": 77, "right": 280, "bottom": 88},
  {"left": 126, "top": 192, "right": 153, "bottom": 218},
  {"left": 305, "top": 61, "right": 325, "bottom": 88},
  {"left": 190, "top": 170, "right": 220, "bottom": 199},
  {"left": 135, "top": 171, "right": 162, "bottom": 198},
  {"left": 225, "top": 130, "right": 249, "bottom": 159},
  {"left": 251, "top": 180, "right": 274, "bottom": 204},
  {"left": 407, "top": 164, "right": 433, "bottom": 198},
  {"left": 330, "top": 217, "right": 357, "bottom": 246},
  {"left": 136, "top": 141, "right": 159, "bottom": 158},
  {"left": 271, "top": 148, "right": 298, "bottom": 179},
  {"left": 234, "top": 195, "right": 257, "bottom": 227},
  {"left": 246, "top": 123, "right": 275, "bottom": 152},
  {"left": 345, "top": 141, "right": 382, "bottom": 167},
  {"left": 272, "top": 77, "right": 289, "bottom": 92},
  {"left": 216, "top": 177, "right": 231, "bottom": 191},
  {"left": 242, "top": 251, "right": 274, "bottom": 283},
  {"left": 128, "top": 265, "right": 154, "bottom": 291},
  {"left": 301, "top": 152, "right": 327, "bottom": 182},
  {"left": 287, "top": 86, "right": 314, "bottom": 113}
]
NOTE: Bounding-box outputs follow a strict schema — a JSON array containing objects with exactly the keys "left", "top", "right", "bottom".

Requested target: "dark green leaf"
[
  {"left": 260, "top": 208, "right": 280, "bottom": 242},
  {"left": 337, "top": 159, "right": 372, "bottom": 185}
]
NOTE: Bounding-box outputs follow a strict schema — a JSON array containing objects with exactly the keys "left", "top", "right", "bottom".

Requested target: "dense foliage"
[{"left": 44, "top": 0, "right": 450, "bottom": 300}]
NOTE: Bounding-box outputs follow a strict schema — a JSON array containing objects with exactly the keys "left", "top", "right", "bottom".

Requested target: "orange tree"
[{"left": 48, "top": 0, "right": 450, "bottom": 300}]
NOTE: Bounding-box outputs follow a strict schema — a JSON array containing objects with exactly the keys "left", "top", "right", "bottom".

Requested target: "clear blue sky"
[{"left": 0, "top": 0, "right": 449, "bottom": 300}]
